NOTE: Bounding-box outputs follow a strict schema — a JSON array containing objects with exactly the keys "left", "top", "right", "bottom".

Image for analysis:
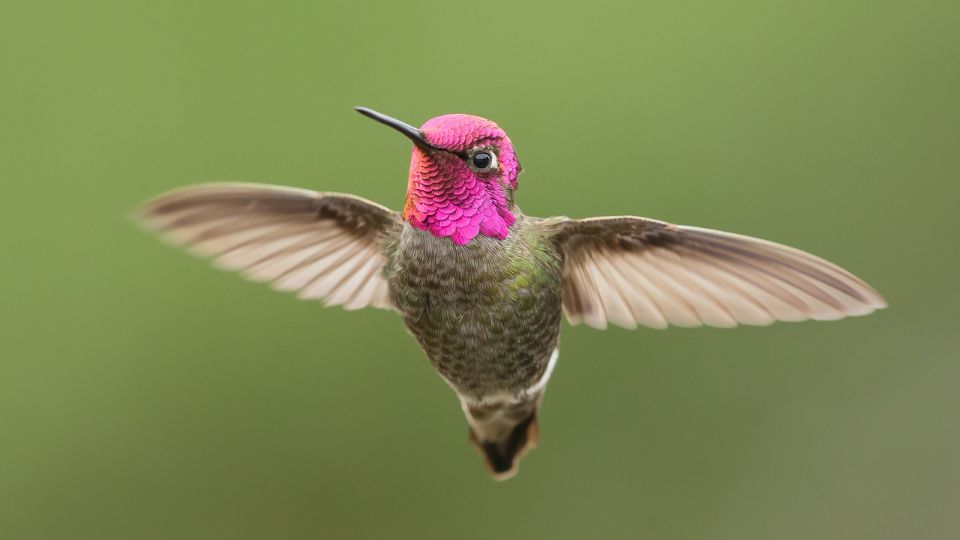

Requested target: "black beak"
[{"left": 355, "top": 106, "right": 433, "bottom": 151}]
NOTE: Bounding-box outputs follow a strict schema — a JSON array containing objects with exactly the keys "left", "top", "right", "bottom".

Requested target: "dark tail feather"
[{"left": 469, "top": 411, "right": 539, "bottom": 480}]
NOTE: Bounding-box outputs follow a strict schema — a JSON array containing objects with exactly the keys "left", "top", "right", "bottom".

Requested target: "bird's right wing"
[
  {"left": 134, "top": 183, "right": 401, "bottom": 311},
  {"left": 549, "top": 216, "right": 886, "bottom": 330}
]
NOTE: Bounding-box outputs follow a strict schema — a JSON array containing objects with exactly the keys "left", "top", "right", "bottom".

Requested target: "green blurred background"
[{"left": 2, "top": 1, "right": 958, "bottom": 538}]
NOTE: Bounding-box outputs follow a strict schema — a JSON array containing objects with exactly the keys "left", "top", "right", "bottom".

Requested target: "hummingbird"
[{"left": 135, "top": 107, "right": 886, "bottom": 480}]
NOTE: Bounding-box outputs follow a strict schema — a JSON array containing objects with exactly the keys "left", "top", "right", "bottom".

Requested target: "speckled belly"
[{"left": 387, "top": 223, "right": 563, "bottom": 399}]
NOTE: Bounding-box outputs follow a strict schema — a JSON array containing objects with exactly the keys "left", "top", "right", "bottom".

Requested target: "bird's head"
[{"left": 356, "top": 107, "right": 521, "bottom": 245}]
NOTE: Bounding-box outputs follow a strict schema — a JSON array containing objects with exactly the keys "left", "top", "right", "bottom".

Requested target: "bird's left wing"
[
  {"left": 134, "top": 183, "right": 401, "bottom": 310},
  {"left": 549, "top": 216, "right": 886, "bottom": 330}
]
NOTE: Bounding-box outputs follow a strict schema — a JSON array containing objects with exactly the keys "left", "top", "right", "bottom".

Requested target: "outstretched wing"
[
  {"left": 550, "top": 216, "right": 886, "bottom": 330},
  {"left": 134, "top": 183, "right": 401, "bottom": 311}
]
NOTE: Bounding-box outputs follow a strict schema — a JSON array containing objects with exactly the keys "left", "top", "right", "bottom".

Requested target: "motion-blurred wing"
[
  {"left": 134, "top": 183, "right": 401, "bottom": 310},
  {"left": 550, "top": 216, "right": 886, "bottom": 330}
]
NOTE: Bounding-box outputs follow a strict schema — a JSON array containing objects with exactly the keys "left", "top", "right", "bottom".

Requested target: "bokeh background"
[{"left": 2, "top": 1, "right": 958, "bottom": 538}]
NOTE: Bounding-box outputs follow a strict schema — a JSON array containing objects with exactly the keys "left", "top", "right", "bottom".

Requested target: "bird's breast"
[{"left": 386, "top": 222, "right": 564, "bottom": 397}]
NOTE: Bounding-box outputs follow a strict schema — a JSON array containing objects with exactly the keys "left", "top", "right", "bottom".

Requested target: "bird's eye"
[{"left": 471, "top": 151, "right": 496, "bottom": 170}]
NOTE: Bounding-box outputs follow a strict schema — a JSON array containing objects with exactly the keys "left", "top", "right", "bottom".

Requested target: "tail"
[{"left": 464, "top": 397, "right": 541, "bottom": 480}]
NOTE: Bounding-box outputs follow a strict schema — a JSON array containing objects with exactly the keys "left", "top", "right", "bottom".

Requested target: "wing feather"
[
  {"left": 585, "top": 250, "right": 637, "bottom": 329},
  {"left": 645, "top": 250, "right": 738, "bottom": 328},
  {"left": 604, "top": 254, "right": 669, "bottom": 329},
  {"left": 134, "top": 183, "right": 401, "bottom": 311},
  {"left": 627, "top": 252, "right": 702, "bottom": 327},
  {"left": 550, "top": 216, "right": 885, "bottom": 330}
]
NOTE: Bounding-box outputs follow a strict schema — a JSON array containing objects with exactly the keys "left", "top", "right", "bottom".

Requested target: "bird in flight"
[{"left": 134, "top": 107, "right": 886, "bottom": 479}]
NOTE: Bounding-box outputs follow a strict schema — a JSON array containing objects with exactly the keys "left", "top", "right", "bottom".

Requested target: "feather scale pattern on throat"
[{"left": 402, "top": 114, "right": 521, "bottom": 245}]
